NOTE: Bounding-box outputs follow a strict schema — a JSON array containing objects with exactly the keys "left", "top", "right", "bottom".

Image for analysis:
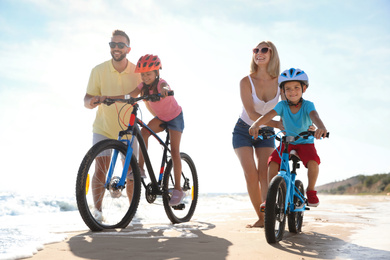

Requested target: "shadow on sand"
[
  {"left": 68, "top": 221, "right": 232, "bottom": 260},
  {"left": 270, "top": 230, "right": 390, "bottom": 260}
]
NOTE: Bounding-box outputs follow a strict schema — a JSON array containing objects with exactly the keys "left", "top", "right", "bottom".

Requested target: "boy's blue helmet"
[{"left": 278, "top": 68, "right": 309, "bottom": 88}]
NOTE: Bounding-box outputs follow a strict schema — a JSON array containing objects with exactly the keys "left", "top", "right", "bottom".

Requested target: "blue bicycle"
[
  {"left": 76, "top": 92, "right": 198, "bottom": 231},
  {"left": 257, "top": 129, "right": 329, "bottom": 243}
]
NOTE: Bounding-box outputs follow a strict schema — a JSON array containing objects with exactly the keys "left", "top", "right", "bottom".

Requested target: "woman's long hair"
[{"left": 250, "top": 40, "right": 280, "bottom": 78}]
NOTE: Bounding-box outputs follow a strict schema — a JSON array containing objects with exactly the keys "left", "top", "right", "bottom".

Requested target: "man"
[{"left": 84, "top": 30, "right": 142, "bottom": 218}]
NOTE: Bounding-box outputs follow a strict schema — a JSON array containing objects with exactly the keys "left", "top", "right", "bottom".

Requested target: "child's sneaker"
[
  {"left": 139, "top": 168, "right": 147, "bottom": 179},
  {"left": 169, "top": 189, "right": 186, "bottom": 206},
  {"left": 93, "top": 209, "right": 104, "bottom": 222},
  {"left": 260, "top": 201, "right": 266, "bottom": 212},
  {"left": 306, "top": 190, "right": 320, "bottom": 207}
]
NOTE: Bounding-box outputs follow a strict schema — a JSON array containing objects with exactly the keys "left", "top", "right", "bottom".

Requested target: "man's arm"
[{"left": 84, "top": 93, "right": 100, "bottom": 109}]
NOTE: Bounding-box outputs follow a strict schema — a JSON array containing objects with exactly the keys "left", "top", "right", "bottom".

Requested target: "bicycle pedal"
[{"left": 172, "top": 204, "right": 185, "bottom": 210}]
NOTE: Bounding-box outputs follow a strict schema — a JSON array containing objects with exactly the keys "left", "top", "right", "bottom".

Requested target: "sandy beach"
[{"left": 27, "top": 195, "right": 390, "bottom": 260}]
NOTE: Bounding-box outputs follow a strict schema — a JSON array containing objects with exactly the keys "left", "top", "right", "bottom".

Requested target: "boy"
[{"left": 249, "top": 68, "right": 327, "bottom": 206}]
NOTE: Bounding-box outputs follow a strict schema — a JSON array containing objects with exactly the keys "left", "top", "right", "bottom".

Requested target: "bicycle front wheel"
[
  {"left": 76, "top": 139, "right": 141, "bottom": 231},
  {"left": 162, "top": 152, "right": 198, "bottom": 223},
  {"left": 288, "top": 179, "right": 305, "bottom": 233},
  {"left": 264, "top": 175, "right": 287, "bottom": 243}
]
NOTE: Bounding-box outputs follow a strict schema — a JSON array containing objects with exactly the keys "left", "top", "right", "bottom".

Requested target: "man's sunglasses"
[
  {"left": 109, "top": 42, "right": 130, "bottom": 49},
  {"left": 253, "top": 47, "right": 270, "bottom": 54}
]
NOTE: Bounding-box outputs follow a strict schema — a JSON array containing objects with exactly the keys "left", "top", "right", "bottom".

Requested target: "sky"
[{"left": 0, "top": 0, "right": 389, "bottom": 196}]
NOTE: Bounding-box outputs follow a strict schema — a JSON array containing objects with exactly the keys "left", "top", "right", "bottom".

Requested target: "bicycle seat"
[
  {"left": 289, "top": 150, "right": 301, "bottom": 162},
  {"left": 159, "top": 123, "right": 168, "bottom": 130}
]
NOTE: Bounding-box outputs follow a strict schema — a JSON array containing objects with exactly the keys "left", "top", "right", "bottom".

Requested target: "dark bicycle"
[{"left": 76, "top": 92, "right": 198, "bottom": 231}]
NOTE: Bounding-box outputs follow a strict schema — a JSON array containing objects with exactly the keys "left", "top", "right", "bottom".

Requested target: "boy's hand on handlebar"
[
  {"left": 314, "top": 127, "right": 327, "bottom": 139},
  {"left": 308, "top": 125, "right": 316, "bottom": 131}
]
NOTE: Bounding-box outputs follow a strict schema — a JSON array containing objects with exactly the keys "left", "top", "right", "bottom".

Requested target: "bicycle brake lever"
[{"left": 149, "top": 95, "right": 161, "bottom": 102}]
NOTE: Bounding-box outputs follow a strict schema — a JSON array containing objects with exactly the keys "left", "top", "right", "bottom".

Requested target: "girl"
[{"left": 130, "top": 54, "right": 185, "bottom": 206}]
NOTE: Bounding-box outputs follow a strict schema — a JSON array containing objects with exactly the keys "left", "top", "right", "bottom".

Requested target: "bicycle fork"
[
  {"left": 104, "top": 138, "right": 135, "bottom": 191},
  {"left": 279, "top": 152, "right": 306, "bottom": 215}
]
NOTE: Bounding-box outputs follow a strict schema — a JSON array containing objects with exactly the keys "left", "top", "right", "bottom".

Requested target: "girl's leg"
[
  {"left": 169, "top": 129, "right": 182, "bottom": 191},
  {"left": 138, "top": 118, "right": 164, "bottom": 169}
]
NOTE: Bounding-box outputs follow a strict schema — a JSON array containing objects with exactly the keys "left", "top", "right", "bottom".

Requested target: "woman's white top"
[{"left": 240, "top": 75, "right": 280, "bottom": 126}]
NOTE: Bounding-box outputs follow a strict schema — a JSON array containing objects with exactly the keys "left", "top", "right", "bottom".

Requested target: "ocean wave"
[{"left": 0, "top": 192, "right": 77, "bottom": 217}]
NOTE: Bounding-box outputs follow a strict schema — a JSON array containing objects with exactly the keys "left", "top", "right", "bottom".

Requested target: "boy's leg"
[
  {"left": 306, "top": 160, "right": 320, "bottom": 206},
  {"left": 306, "top": 160, "right": 319, "bottom": 191}
]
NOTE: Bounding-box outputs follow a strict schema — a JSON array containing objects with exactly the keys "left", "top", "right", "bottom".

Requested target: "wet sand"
[{"left": 28, "top": 195, "right": 390, "bottom": 260}]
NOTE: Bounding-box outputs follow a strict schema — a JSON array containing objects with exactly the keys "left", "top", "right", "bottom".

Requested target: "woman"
[{"left": 232, "top": 41, "right": 283, "bottom": 228}]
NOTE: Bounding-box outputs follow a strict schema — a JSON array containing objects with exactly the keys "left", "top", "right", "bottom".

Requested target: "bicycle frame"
[
  {"left": 278, "top": 138, "right": 306, "bottom": 214},
  {"left": 77, "top": 92, "right": 198, "bottom": 231},
  {"left": 104, "top": 103, "right": 171, "bottom": 194}
]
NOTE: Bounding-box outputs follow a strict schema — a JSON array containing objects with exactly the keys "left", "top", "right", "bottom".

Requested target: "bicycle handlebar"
[
  {"left": 257, "top": 129, "right": 329, "bottom": 142},
  {"left": 94, "top": 91, "right": 174, "bottom": 105}
]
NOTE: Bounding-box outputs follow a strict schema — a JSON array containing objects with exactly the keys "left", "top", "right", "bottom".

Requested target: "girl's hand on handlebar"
[{"left": 160, "top": 87, "right": 170, "bottom": 97}]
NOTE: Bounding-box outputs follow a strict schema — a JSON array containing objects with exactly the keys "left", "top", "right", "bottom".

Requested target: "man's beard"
[{"left": 111, "top": 52, "right": 126, "bottom": 62}]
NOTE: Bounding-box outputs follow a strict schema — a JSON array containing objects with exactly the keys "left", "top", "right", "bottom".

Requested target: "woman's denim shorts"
[{"left": 232, "top": 118, "right": 275, "bottom": 149}]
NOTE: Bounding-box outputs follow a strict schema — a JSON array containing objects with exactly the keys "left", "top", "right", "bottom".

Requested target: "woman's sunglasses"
[
  {"left": 109, "top": 42, "right": 130, "bottom": 49},
  {"left": 253, "top": 47, "right": 270, "bottom": 54}
]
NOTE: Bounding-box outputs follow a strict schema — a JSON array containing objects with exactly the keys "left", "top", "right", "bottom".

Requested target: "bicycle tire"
[
  {"left": 264, "top": 175, "right": 287, "bottom": 243},
  {"left": 288, "top": 179, "right": 305, "bottom": 233},
  {"left": 76, "top": 139, "right": 141, "bottom": 231},
  {"left": 162, "top": 152, "right": 198, "bottom": 223}
]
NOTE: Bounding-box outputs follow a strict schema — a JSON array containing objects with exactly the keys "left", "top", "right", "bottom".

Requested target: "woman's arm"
[{"left": 249, "top": 110, "right": 278, "bottom": 139}]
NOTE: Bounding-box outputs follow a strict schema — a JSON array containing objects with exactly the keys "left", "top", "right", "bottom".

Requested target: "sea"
[
  {"left": 0, "top": 191, "right": 251, "bottom": 260},
  {"left": 1, "top": 192, "right": 390, "bottom": 260}
]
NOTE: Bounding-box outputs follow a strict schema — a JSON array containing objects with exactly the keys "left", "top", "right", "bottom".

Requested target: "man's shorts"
[
  {"left": 232, "top": 118, "right": 275, "bottom": 149},
  {"left": 93, "top": 133, "right": 138, "bottom": 158},
  {"left": 268, "top": 143, "right": 321, "bottom": 168}
]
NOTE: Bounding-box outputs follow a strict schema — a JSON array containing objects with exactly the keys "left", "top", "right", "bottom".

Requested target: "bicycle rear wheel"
[
  {"left": 162, "top": 152, "right": 198, "bottom": 223},
  {"left": 76, "top": 139, "right": 141, "bottom": 231},
  {"left": 264, "top": 175, "right": 287, "bottom": 243},
  {"left": 288, "top": 179, "right": 305, "bottom": 233}
]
